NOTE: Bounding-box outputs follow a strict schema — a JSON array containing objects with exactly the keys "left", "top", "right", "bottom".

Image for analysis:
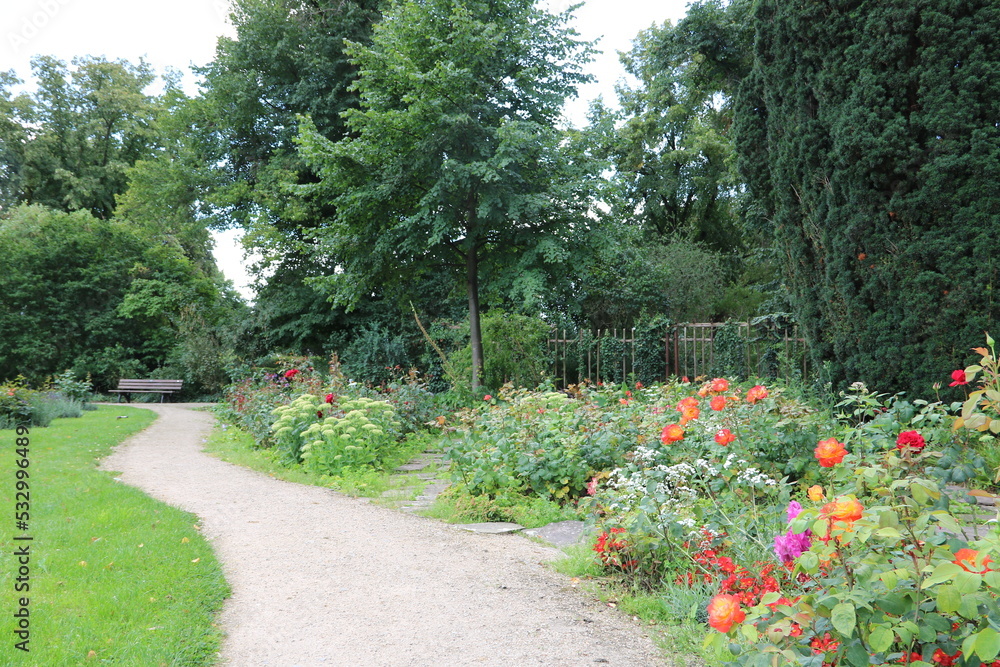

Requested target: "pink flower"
[
  {"left": 774, "top": 530, "right": 811, "bottom": 564},
  {"left": 587, "top": 476, "right": 601, "bottom": 496},
  {"left": 949, "top": 369, "right": 968, "bottom": 387},
  {"left": 483, "top": 394, "right": 492, "bottom": 401},
  {"left": 787, "top": 501, "right": 803, "bottom": 522},
  {"left": 325, "top": 393, "right": 334, "bottom": 404}
]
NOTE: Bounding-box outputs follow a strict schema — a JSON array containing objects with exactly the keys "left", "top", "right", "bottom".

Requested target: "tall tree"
[
  {"left": 598, "top": 0, "right": 750, "bottom": 252},
  {"left": 734, "top": 0, "right": 1000, "bottom": 394},
  {"left": 297, "top": 0, "right": 596, "bottom": 388},
  {"left": 198, "top": 0, "right": 382, "bottom": 351},
  {"left": 0, "top": 56, "right": 158, "bottom": 218}
]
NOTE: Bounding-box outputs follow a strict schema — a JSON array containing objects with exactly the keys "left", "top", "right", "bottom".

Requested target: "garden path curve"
[{"left": 100, "top": 403, "right": 666, "bottom": 667}]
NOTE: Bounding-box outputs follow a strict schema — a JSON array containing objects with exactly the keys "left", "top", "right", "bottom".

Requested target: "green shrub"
[
  {"left": 447, "top": 310, "right": 551, "bottom": 390},
  {"left": 297, "top": 397, "right": 402, "bottom": 475}
]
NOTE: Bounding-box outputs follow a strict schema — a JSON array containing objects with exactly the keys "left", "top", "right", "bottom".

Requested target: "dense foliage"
[
  {"left": 734, "top": 0, "right": 1000, "bottom": 396},
  {"left": 3, "top": 0, "right": 997, "bottom": 401},
  {"left": 297, "top": 0, "right": 599, "bottom": 388},
  {"left": 0, "top": 56, "right": 158, "bottom": 218},
  {"left": 0, "top": 205, "right": 240, "bottom": 392}
]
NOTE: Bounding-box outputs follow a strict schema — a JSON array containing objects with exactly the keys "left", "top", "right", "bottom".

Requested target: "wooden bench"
[{"left": 111, "top": 379, "right": 183, "bottom": 403}]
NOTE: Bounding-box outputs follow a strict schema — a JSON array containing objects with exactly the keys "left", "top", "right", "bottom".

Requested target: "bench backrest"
[{"left": 116, "top": 379, "right": 184, "bottom": 391}]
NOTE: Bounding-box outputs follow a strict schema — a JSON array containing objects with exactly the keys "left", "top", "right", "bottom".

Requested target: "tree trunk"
[{"left": 466, "top": 247, "right": 484, "bottom": 391}]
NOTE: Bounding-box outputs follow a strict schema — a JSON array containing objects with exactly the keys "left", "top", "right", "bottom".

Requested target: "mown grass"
[{"left": 0, "top": 406, "right": 229, "bottom": 666}]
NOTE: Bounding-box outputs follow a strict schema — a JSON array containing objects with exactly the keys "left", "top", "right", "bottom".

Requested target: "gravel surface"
[{"left": 100, "top": 404, "right": 667, "bottom": 667}]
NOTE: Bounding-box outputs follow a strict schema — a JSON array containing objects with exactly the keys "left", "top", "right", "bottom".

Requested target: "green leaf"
[
  {"left": 922, "top": 562, "right": 964, "bottom": 588},
  {"left": 954, "top": 570, "right": 983, "bottom": 594},
  {"left": 798, "top": 550, "right": 819, "bottom": 572},
  {"left": 844, "top": 642, "right": 870, "bottom": 666},
  {"left": 964, "top": 632, "right": 981, "bottom": 660},
  {"left": 958, "top": 594, "right": 981, "bottom": 620},
  {"left": 878, "top": 591, "right": 908, "bottom": 616},
  {"left": 978, "top": 627, "right": 1000, "bottom": 661},
  {"left": 936, "top": 584, "right": 961, "bottom": 613},
  {"left": 918, "top": 621, "right": 937, "bottom": 642},
  {"left": 831, "top": 602, "right": 856, "bottom": 636},
  {"left": 868, "top": 625, "right": 893, "bottom": 653},
  {"left": 910, "top": 482, "right": 939, "bottom": 505},
  {"left": 875, "top": 527, "right": 902, "bottom": 540}
]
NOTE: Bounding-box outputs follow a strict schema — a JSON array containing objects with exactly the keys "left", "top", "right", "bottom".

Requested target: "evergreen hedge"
[{"left": 735, "top": 0, "right": 1000, "bottom": 395}]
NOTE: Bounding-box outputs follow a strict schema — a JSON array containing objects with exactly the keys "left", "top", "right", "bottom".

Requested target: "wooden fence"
[{"left": 547, "top": 321, "right": 809, "bottom": 387}]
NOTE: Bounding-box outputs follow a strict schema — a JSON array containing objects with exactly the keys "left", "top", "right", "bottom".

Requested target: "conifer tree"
[{"left": 735, "top": 1, "right": 1000, "bottom": 393}]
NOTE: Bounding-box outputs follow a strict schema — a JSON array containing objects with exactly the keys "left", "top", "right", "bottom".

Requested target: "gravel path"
[{"left": 100, "top": 404, "right": 666, "bottom": 667}]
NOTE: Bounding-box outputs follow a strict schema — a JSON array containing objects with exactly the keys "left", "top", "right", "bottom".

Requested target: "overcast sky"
[{"left": 2, "top": 0, "right": 694, "bottom": 298}]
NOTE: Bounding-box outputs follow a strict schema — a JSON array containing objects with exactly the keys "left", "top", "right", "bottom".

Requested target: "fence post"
[{"left": 674, "top": 325, "right": 681, "bottom": 377}]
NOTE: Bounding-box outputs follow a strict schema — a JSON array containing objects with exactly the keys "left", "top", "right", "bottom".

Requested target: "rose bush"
[{"left": 703, "top": 416, "right": 1000, "bottom": 667}]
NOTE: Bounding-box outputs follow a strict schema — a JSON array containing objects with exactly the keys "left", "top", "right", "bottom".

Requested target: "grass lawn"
[{"left": 0, "top": 406, "right": 229, "bottom": 666}]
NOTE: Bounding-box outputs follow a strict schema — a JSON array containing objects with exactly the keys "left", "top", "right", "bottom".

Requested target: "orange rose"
[
  {"left": 707, "top": 594, "right": 746, "bottom": 633},
  {"left": 709, "top": 378, "right": 729, "bottom": 392},
  {"left": 710, "top": 395, "right": 727, "bottom": 411},
  {"left": 679, "top": 406, "right": 700, "bottom": 425},
  {"left": 746, "top": 384, "right": 768, "bottom": 404},
  {"left": 815, "top": 438, "right": 848, "bottom": 467},
  {"left": 822, "top": 496, "right": 863, "bottom": 524},
  {"left": 715, "top": 429, "right": 736, "bottom": 446},
  {"left": 677, "top": 396, "right": 699, "bottom": 411},
  {"left": 954, "top": 548, "right": 994, "bottom": 573},
  {"left": 807, "top": 485, "right": 824, "bottom": 502},
  {"left": 661, "top": 423, "right": 684, "bottom": 443}
]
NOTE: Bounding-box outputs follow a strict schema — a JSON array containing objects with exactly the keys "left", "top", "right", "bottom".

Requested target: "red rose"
[
  {"left": 325, "top": 393, "right": 334, "bottom": 404},
  {"left": 715, "top": 429, "right": 735, "bottom": 446},
  {"left": 895, "top": 430, "right": 926, "bottom": 453},
  {"left": 949, "top": 369, "right": 968, "bottom": 386},
  {"left": 284, "top": 369, "right": 300, "bottom": 379},
  {"left": 746, "top": 385, "right": 768, "bottom": 404},
  {"left": 954, "top": 547, "right": 994, "bottom": 573}
]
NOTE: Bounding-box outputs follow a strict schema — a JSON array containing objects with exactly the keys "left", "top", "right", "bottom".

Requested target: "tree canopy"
[
  {"left": 0, "top": 205, "right": 242, "bottom": 392},
  {"left": 297, "top": 0, "right": 598, "bottom": 388},
  {"left": 0, "top": 56, "right": 158, "bottom": 218}
]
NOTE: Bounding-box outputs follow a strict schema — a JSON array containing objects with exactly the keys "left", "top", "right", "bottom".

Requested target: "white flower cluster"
[
  {"left": 608, "top": 462, "right": 700, "bottom": 508},
  {"left": 631, "top": 445, "right": 661, "bottom": 465},
  {"left": 723, "top": 453, "right": 747, "bottom": 469},
  {"left": 735, "top": 466, "right": 777, "bottom": 487},
  {"left": 694, "top": 458, "right": 719, "bottom": 475}
]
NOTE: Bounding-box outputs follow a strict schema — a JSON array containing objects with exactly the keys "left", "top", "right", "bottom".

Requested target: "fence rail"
[{"left": 547, "top": 321, "right": 809, "bottom": 388}]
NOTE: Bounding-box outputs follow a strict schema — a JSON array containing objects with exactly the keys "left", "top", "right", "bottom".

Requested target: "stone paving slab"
[
  {"left": 455, "top": 522, "right": 524, "bottom": 534},
  {"left": 522, "top": 520, "right": 591, "bottom": 548}
]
